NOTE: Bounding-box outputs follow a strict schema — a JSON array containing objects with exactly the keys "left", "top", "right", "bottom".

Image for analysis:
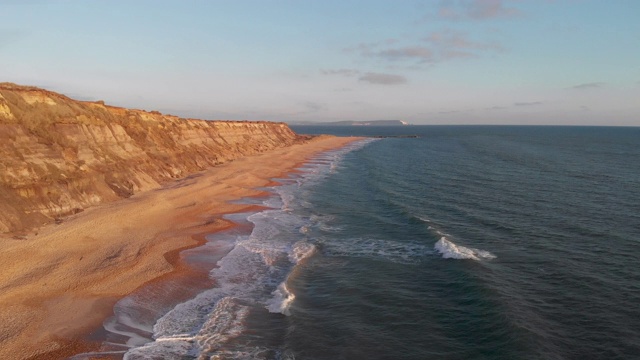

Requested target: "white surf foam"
[
  {"left": 417, "top": 215, "right": 432, "bottom": 223},
  {"left": 265, "top": 281, "right": 295, "bottom": 316},
  {"left": 102, "top": 313, "right": 151, "bottom": 348},
  {"left": 121, "top": 138, "right": 377, "bottom": 359},
  {"left": 434, "top": 237, "right": 496, "bottom": 260},
  {"left": 289, "top": 240, "right": 316, "bottom": 264},
  {"left": 420, "top": 216, "right": 495, "bottom": 261}
]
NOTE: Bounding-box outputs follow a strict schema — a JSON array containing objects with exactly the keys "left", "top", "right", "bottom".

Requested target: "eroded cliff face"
[{"left": 0, "top": 83, "right": 303, "bottom": 233}]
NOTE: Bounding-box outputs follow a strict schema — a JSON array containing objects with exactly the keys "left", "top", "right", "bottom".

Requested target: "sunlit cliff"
[{"left": 0, "top": 83, "right": 304, "bottom": 233}]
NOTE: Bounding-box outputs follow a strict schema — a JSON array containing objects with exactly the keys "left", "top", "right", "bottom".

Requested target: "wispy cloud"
[
  {"left": 374, "top": 46, "right": 435, "bottom": 62},
  {"left": 302, "top": 101, "right": 327, "bottom": 113},
  {"left": 570, "top": 82, "right": 605, "bottom": 89},
  {"left": 424, "top": 29, "right": 503, "bottom": 60},
  {"left": 359, "top": 72, "right": 407, "bottom": 85},
  {"left": 321, "top": 68, "right": 407, "bottom": 85},
  {"left": 514, "top": 101, "right": 543, "bottom": 107},
  {"left": 320, "top": 68, "right": 360, "bottom": 77},
  {"left": 320, "top": 69, "right": 407, "bottom": 85},
  {"left": 345, "top": 40, "right": 434, "bottom": 63},
  {"left": 438, "top": 0, "right": 521, "bottom": 21},
  {"left": 438, "top": 109, "right": 464, "bottom": 114},
  {"left": 347, "top": 30, "right": 502, "bottom": 65}
]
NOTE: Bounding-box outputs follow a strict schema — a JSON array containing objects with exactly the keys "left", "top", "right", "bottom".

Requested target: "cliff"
[{"left": 0, "top": 83, "right": 304, "bottom": 233}]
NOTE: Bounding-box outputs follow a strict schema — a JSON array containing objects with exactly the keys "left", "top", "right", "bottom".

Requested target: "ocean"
[{"left": 76, "top": 126, "right": 640, "bottom": 359}]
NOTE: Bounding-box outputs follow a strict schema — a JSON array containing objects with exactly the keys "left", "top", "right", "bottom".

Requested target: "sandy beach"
[{"left": 0, "top": 135, "right": 360, "bottom": 360}]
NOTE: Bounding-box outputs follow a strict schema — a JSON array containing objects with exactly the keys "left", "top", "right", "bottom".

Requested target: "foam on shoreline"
[
  {"left": 0, "top": 135, "right": 362, "bottom": 360},
  {"left": 118, "top": 138, "right": 376, "bottom": 359}
]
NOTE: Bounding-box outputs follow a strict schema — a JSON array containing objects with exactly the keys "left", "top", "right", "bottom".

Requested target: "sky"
[{"left": 1, "top": 0, "right": 639, "bottom": 125}]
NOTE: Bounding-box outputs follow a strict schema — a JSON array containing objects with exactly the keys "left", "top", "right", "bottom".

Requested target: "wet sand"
[{"left": 0, "top": 135, "right": 360, "bottom": 360}]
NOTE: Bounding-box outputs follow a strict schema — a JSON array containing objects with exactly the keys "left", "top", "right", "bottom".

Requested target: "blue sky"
[{"left": 1, "top": 0, "right": 638, "bottom": 125}]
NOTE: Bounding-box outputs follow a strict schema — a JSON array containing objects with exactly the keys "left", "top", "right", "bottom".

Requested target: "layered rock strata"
[{"left": 0, "top": 83, "right": 303, "bottom": 233}]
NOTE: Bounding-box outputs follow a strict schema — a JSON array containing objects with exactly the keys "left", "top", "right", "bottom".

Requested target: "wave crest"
[
  {"left": 434, "top": 237, "right": 495, "bottom": 260},
  {"left": 289, "top": 241, "right": 316, "bottom": 264},
  {"left": 265, "top": 282, "right": 295, "bottom": 316}
]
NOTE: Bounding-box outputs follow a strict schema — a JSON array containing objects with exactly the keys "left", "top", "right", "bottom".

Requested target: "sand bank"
[{"left": 0, "top": 135, "right": 360, "bottom": 359}]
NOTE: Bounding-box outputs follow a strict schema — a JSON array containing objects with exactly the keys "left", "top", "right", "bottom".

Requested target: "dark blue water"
[
  {"left": 284, "top": 125, "right": 640, "bottom": 359},
  {"left": 113, "top": 125, "right": 640, "bottom": 359}
]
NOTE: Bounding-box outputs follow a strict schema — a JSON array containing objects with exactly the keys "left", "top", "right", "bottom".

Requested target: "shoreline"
[{"left": 0, "top": 135, "right": 362, "bottom": 360}]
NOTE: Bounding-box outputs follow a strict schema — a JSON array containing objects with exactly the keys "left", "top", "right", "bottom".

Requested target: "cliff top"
[
  {"left": 0, "top": 82, "right": 51, "bottom": 91},
  {"left": 0, "top": 82, "right": 283, "bottom": 126}
]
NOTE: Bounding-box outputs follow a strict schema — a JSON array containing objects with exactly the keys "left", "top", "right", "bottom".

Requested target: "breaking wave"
[
  {"left": 119, "top": 139, "right": 376, "bottom": 359},
  {"left": 434, "top": 237, "right": 496, "bottom": 260}
]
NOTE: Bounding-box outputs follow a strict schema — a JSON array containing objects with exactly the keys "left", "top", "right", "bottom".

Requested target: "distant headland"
[{"left": 290, "top": 120, "right": 410, "bottom": 126}]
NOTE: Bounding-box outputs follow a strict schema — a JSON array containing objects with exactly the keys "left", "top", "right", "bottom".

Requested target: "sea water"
[{"left": 87, "top": 126, "right": 640, "bottom": 359}]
